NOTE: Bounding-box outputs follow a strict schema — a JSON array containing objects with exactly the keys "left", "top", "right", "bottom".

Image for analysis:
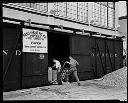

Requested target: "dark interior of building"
[{"left": 48, "top": 32, "right": 70, "bottom": 67}]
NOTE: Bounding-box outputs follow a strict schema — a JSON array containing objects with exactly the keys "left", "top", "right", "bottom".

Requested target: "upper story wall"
[
  {"left": 118, "top": 1, "right": 127, "bottom": 18},
  {"left": 2, "top": 3, "right": 121, "bottom": 36},
  {"left": 119, "top": 18, "right": 127, "bottom": 36}
]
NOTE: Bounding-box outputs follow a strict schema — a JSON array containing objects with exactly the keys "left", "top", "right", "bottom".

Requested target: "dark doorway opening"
[{"left": 48, "top": 32, "right": 70, "bottom": 67}]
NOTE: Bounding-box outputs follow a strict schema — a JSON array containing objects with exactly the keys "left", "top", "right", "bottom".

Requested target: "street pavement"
[{"left": 3, "top": 80, "right": 127, "bottom": 101}]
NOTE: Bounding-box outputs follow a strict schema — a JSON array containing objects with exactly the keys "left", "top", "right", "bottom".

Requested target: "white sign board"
[{"left": 22, "top": 28, "right": 47, "bottom": 53}]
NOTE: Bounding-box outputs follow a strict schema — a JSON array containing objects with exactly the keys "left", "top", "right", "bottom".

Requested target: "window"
[
  {"left": 108, "top": 4, "right": 115, "bottom": 28},
  {"left": 67, "top": 2, "right": 77, "bottom": 19},
  {"left": 54, "top": 2, "right": 67, "bottom": 17},
  {"left": 15, "top": 3, "right": 48, "bottom": 12},
  {"left": 77, "top": 2, "right": 88, "bottom": 22},
  {"left": 92, "top": 2, "right": 115, "bottom": 28},
  {"left": 92, "top": 2, "right": 101, "bottom": 25}
]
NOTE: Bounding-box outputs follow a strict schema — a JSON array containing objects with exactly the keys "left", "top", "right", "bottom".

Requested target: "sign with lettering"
[{"left": 22, "top": 28, "right": 47, "bottom": 53}]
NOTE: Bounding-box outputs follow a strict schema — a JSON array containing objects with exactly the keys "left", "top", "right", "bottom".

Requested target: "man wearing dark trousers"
[{"left": 65, "top": 56, "right": 80, "bottom": 86}]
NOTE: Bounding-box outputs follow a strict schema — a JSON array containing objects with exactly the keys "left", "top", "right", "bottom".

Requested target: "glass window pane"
[
  {"left": 108, "top": 2, "right": 114, "bottom": 8},
  {"left": 54, "top": 2, "right": 66, "bottom": 16},
  {"left": 92, "top": 2, "right": 115, "bottom": 28}
]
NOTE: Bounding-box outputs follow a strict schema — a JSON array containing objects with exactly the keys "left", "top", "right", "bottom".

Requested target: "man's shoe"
[
  {"left": 66, "top": 82, "right": 70, "bottom": 84},
  {"left": 78, "top": 83, "right": 81, "bottom": 86}
]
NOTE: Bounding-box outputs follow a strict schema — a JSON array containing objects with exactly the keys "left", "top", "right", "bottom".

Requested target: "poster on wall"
[{"left": 22, "top": 28, "right": 47, "bottom": 53}]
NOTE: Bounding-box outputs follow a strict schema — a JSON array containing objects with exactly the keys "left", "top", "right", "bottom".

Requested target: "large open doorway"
[{"left": 48, "top": 31, "right": 70, "bottom": 67}]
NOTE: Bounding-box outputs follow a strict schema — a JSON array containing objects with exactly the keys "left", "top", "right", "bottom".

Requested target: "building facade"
[
  {"left": 3, "top": 2, "right": 124, "bottom": 91},
  {"left": 3, "top": 2, "right": 120, "bottom": 36},
  {"left": 117, "top": 1, "right": 127, "bottom": 64}
]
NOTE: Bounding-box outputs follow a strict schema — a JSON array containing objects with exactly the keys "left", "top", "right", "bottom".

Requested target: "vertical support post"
[
  {"left": 77, "top": 2, "right": 78, "bottom": 20},
  {"left": 66, "top": 2, "right": 67, "bottom": 17}
]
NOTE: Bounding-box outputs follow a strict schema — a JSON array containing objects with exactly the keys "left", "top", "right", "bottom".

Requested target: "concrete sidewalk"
[{"left": 3, "top": 80, "right": 127, "bottom": 101}]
